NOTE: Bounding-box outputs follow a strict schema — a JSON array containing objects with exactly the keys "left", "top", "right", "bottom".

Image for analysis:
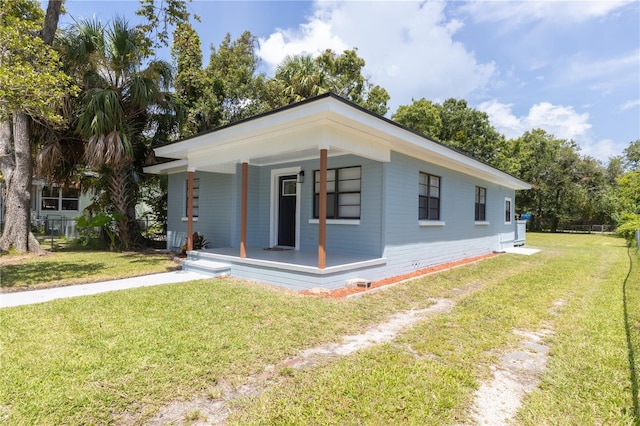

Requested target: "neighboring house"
[
  {"left": 0, "top": 179, "right": 92, "bottom": 237},
  {"left": 145, "top": 93, "right": 530, "bottom": 290}
]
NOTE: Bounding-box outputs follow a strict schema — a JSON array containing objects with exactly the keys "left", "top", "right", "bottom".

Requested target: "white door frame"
[{"left": 270, "top": 166, "right": 301, "bottom": 249}]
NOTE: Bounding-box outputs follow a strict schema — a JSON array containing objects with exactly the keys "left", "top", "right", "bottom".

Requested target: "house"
[
  {"left": 144, "top": 93, "right": 530, "bottom": 290},
  {"left": 0, "top": 178, "right": 91, "bottom": 238}
]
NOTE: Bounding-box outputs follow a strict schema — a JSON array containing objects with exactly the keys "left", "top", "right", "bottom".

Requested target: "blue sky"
[{"left": 56, "top": 0, "right": 639, "bottom": 163}]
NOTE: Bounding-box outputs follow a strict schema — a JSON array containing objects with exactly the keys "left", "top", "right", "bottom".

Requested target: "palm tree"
[
  {"left": 274, "top": 54, "right": 327, "bottom": 104},
  {"left": 43, "top": 17, "right": 176, "bottom": 246}
]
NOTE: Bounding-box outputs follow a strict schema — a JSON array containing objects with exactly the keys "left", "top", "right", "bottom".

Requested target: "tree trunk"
[
  {"left": 40, "top": 1, "right": 63, "bottom": 45},
  {"left": 0, "top": 1, "right": 63, "bottom": 254},
  {"left": 0, "top": 114, "right": 44, "bottom": 253},
  {"left": 109, "top": 164, "right": 132, "bottom": 248},
  {"left": 0, "top": 118, "right": 15, "bottom": 239}
]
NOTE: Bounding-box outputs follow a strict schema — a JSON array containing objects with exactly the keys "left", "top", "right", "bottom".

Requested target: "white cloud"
[
  {"left": 480, "top": 99, "right": 629, "bottom": 160},
  {"left": 620, "top": 99, "right": 640, "bottom": 111},
  {"left": 461, "top": 0, "right": 634, "bottom": 26},
  {"left": 478, "top": 99, "right": 602, "bottom": 152},
  {"left": 258, "top": 1, "right": 495, "bottom": 110},
  {"left": 257, "top": 19, "right": 348, "bottom": 68},
  {"left": 477, "top": 100, "right": 524, "bottom": 137},
  {"left": 526, "top": 102, "right": 592, "bottom": 140},
  {"left": 559, "top": 50, "right": 640, "bottom": 88},
  {"left": 579, "top": 138, "right": 623, "bottom": 160}
]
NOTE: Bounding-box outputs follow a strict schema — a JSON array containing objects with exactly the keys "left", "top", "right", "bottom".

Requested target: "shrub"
[
  {"left": 615, "top": 213, "right": 640, "bottom": 247},
  {"left": 181, "top": 232, "right": 210, "bottom": 253}
]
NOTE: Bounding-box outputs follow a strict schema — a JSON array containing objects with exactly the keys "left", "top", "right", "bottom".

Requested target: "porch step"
[{"left": 182, "top": 258, "right": 231, "bottom": 278}]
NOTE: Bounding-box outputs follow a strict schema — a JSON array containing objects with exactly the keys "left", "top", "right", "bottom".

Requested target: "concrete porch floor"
[{"left": 190, "top": 246, "right": 386, "bottom": 274}]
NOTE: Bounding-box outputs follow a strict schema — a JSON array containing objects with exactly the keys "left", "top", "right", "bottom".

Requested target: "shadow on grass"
[
  {"left": 0, "top": 261, "right": 106, "bottom": 289},
  {"left": 623, "top": 246, "right": 639, "bottom": 425}
]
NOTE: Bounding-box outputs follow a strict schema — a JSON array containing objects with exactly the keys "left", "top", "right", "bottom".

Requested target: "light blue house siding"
[
  {"left": 167, "top": 171, "right": 234, "bottom": 248},
  {"left": 155, "top": 94, "right": 530, "bottom": 290},
  {"left": 380, "top": 152, "right": 515, "bottom": 279},
  {"left": 167, "top": 150, "right": 516, "bottom": 286},
  {"left": 167, "top": 154, "right": 383, "bottom": 256},
  {"left": 297, "top": 155, "right": 383, "bottom": 256}
]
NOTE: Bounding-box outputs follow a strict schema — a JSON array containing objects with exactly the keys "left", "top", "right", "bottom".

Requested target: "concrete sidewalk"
[{"left": 0, "top": 271, "right": 210, "bottom": 308}]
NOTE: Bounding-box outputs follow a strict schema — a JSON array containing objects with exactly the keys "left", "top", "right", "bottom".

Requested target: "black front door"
[{"left": 278, "top": 175, "right": 297, "bottom": 247}]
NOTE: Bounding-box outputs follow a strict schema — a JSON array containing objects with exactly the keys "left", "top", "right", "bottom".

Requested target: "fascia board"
[
  {"left": 154, "top": 100, "right": 335, "bottom": 159},
  {"left": 143, "top": 159, "right": 188, "bottom": 175},
  {"left": 323, "top": 105, "right": 531, "bottom": 190},
  {"left": 153, "top": 96, "right": 530, "bottom": 190}
]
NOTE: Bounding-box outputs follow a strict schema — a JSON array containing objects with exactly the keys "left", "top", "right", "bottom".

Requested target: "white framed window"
[
  {"left": 282, "top": 179, "right": 297, "bottom": 196},
  {"left": 41, "top": 186, "right": 80, "bottom": 211},
  {"left": 419, "top": 172, "right": 441, "bottom": 221},
  {"left": 505, "top": 197, "right": 512, "bottom": 224},
  {"left": 475, "top": 186, "right": 487, "bottom": 221}
]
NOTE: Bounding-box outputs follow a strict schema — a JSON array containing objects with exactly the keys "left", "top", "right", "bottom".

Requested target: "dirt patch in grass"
[
  {"left": 300, "top": 253, "right": 497, "bottom": 299},
  {"left": 146, "top": 298, "right": 456, "bottom": 425},
  {"left": 468, "top": 299, "right": 566, "bottom": 425},
  {"left": 146, "top": 269, "right": 561, "bottom": 426},
  {"left": 469, "top": 328, "right": 554, "bottom": 425}
]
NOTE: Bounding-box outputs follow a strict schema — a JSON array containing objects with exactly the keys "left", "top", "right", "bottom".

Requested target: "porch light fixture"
[{"left": 297, "top": 170, "right": 305, "bottom": 183}]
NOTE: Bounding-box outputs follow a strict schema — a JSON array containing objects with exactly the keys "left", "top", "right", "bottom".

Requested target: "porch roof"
[{"left": 145, "top": 93, "right": 530, "bottom": 190}]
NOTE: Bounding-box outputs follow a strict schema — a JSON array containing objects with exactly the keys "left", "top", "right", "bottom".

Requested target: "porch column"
[
  {"left": 318, "top": 149, "right": 327, "bottom": 269},
  {"left": 240, "top": 161, "right": 248, "bottom": 258},
  {"left": 187, "top": 170, "right": 194, "bottom": 251}
]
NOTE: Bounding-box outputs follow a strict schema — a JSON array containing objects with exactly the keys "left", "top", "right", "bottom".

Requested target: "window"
[
  {"left": 505, "top": 198, "right": 512, "bottom": 223},
  {"left": 185, "top": 178, "right": 199, "bottom": 218},
  {"left": 41, "top": 186, "right": 59, "bottom": 211},
  {"left": 41, "top": 186, "right": 79, "bottom": 211},
  {"left": 313, "top": 166, "right": 361, "bottom": 219},
  {"left": 282, "top": 179, "right": 296, "bottom": 196},
  {"left": 475, "top": 186, "right": 487, "bottom": 221},
  {"left": 419, "top": 172, "right": 440, "bottom": 220}
]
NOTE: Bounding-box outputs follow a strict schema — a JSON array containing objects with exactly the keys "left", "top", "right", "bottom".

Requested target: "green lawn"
[
  {"left": 0, "top": 233, "right": 637, "bottom": 425},
  {"left": 0, "top": 240, "right": 179, "bottom": 291}
]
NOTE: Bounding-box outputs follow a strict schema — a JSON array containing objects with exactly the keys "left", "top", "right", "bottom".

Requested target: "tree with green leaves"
[
  {"left": 616, "top": 171, "right": 640, "bottom": 215},
  {"left": 172, "top": 21, "right": 206, "bottom": 137},
  {"left": 136, "top": 0, "right": 197, "bottom": 56},
  {"left": 274, "top": 54, "right": 326, "bottom": 104},
  {"left": 271, "top": 49, "right": 389, "bottom": 115},
  {"left": 613, "top": 139, "right": 640, "bottom": 217},
  {"left": 46, "top": 17, "right": 178, "bottom": 247},
  {"left": 572, "top": 156, "right": 617, "bottom": 226},
  {"left": 392, "top": 97, "right": 514, "bottom": 172},
  {"left": 0, "top": 0, "right": 73, "bottom": 253},
  {"left": 611, "top": 140, "right": 640, "bottom": 245},
  {"left": 392, "top": 98, "right": 442, "bottom": 140},
  {"left": 623, "top": 139, "right": 640, "bottom": 171},
  {"left": 510, "top": 129, "right": 586, "bottom": 232},
  {"left": 436, "top": 98, "right": 512, "bottom": 169},
  {"left": 173, "top": 28, "right": 270, "bottom": 136},
  {"left": 206, "top": 31, "right": 270, "bottom": 124}
]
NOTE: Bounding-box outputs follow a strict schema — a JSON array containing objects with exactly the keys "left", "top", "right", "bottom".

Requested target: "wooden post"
[
  {"left": 187, "top": 170, "right": 194, "bottom": 251},
  {"left": 318, "top": 149, "right": 327, "bottom": 269},
  {"left": 240, "top": 162, "right": 248, "bottom": 258}
]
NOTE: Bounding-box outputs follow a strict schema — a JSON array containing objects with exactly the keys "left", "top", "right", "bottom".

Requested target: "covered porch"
[
  {"left": 146, "top": 95, "right": 393, "bottom": 275},
  {"left": 183, "top": 247, "right": 387, "bottom": 290}
]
